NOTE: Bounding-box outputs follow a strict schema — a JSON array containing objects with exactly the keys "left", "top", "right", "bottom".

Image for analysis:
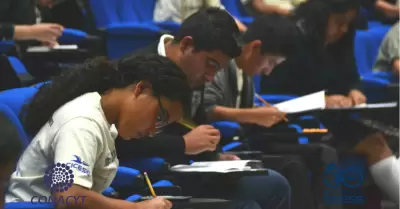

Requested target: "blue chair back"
[
  {"left": 8, "top": 56, "right": 28, "bottom": 75},
  {"left": 88, "top": 0, "right": 121, "bottom": 27},
  {"left": 221, "top": 0, "right": 249, "bottom": 17},
  {"left": 0, "top": 103, "right": 29, "bottom": 148},
  {"left": 354, "top": 26, "right": 391, "bottom": 76},
  {"left": 130, "top": 0, "right": 157, "bottom": 22},
  {"left": 0, "top": 87, "right": 38, "bottom": 119}
]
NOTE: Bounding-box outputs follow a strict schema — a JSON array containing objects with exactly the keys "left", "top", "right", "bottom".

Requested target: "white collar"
[{"left": 157, "top": 34, "right": 175, "bottom": 56}]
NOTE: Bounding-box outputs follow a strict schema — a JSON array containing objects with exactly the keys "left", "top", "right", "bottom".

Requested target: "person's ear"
[
  {"left": 179, "top": 36, "right": 194, "bottom": 54},
  {"left": 133, "top": 81, "right": 153, "bottom": 97}
]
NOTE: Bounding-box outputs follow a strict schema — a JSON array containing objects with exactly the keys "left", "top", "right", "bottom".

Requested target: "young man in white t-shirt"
[{"left": 5, "top": 54, "right": 192, "bottom": 209}]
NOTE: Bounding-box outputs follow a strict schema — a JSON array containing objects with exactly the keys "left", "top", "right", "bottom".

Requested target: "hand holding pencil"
[{"left": 139, "top": 172, "right": 172, "bottom": 209}]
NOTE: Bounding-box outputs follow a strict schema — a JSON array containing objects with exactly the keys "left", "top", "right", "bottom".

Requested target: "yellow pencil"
[
  {"left": 143, "top": 172, "right": 157, "bottom": 198},
  {"left": 179, "top": 120, "right": 196, "bottom": 130}
]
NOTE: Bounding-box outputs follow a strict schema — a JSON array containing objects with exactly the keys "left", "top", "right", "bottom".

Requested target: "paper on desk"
[
  {"left": 170, "top": 160, "right": 257, "bottom": 173},
  {"left": 354, "top": 102, "right": 398, "bottom": 109},
  {"left": 274, "top": 91, "right": 326, "bottom": 114},
  {"left": 27, "top": 45, "right": 78, "bottom": 52}
]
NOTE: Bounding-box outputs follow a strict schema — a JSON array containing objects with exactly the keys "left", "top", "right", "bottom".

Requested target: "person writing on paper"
[
  {"left": 203, "top": 14, "right": 295, "bottom": 128},
  {"left": 118, "top": 8, "right": 291, "bottom": 209},
  {"left": 203, "top": 14, "right": 342, "bottom": 209},
  {"left": 154, "top": 0, "right": 247, "bottom": 32},
  {"left": 260, "top": 0, "right": 367, "bottom": 108},
  {"left": 0, "top": 114, "right": 23, "bottom": 209},
  {"left": 373, "top": 22, "right": 400, "bottom": 78},
  {"left": 119, "top": 8, "right": 241, "bottom": 158},
  {"left": 355, "top": 132, "right": 399, "bottom": 203},
  {"left": 6, "top": 55, "right": 192, "bottom": 209}
]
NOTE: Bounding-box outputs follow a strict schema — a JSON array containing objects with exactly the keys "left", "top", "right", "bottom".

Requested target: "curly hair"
[{"left": 22, "top": 54, "right": 191, "bottom": 136}]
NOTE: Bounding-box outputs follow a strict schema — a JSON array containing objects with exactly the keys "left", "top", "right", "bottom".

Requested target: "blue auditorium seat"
[
  {"left": 58, "top": 28, "right": 89, "bottom": 44},
  {"left": 88, "top": 0, "right": 163, "bottom": 59},
  {"left": 129, "top": 0, "right": 181, "bottom": 33},
  {"left": 5, "top": 202, "right": 55, "bottom": 209},
  {"left": 221, "top": 0, "right": 254, "bottom": 25},
  {"left": 0, "top": 40, "right": 15, "bottom": 53},
  {"left": 354, "top": 26, "right": 393, "bottom": 93},
  {"left": 120, "top": 157, "right": 166, "bottom": 173},
  {"left": 8, "top": 56, "right": 29, "bottom": 76},
  {"left": 0, "top": 103, "right": 30, "bottom": 148},
  {"left": 0, "top": 87, "right": 38, "bottom": 123}
]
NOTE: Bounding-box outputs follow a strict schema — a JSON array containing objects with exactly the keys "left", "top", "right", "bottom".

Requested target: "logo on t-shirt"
[
  {"left": 72, "top": 155, "right": 89, "bottom": 166},
  {"left": 67, "top": 155, "right": 91, "bottom": 176},
  {"left": 44, "top": 163, "right": 74, "bottom": 192}
]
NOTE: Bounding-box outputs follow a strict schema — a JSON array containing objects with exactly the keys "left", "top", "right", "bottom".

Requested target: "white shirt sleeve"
[
  {"left": 51, "top": 117, "right": 103, "bottom": 190},
  {"left": 370, "top": 156, "right": 400, "bottom": 203}
]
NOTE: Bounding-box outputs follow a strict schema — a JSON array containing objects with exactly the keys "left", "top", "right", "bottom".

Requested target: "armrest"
[{"left": 119, "top": 157, "right": 169, "bottom": 173}]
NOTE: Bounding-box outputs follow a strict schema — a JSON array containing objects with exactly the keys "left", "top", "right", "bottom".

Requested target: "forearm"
[
  {"left": 55, "top": 187, "right": 136, "bottom": 209},
  {"left": 392, "top": 59, "right": 399, "bottom": 75},
  {"left": 13, "top": 25, "right": 34, "bottom": 40},
  {"left": 208, "top": 106, "right": 257, "bottom": 124},
  {"left": 376, "top": 0, "right": 400, "bottom": 17},
  {"left": 252, "top": 0, "right": 289, "bottom": 15}
]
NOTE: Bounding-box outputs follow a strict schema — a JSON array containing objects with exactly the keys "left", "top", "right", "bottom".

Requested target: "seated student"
[
  {"left": 0, "top": 113, "right": 23, "bottom": 209},
  {"left": 0, "top": 23, "right": 64, "bottom": 91},
  {"left": 261, "top": 0, "right": 367, "bottom": 108},
  {"left": 6, "top": 54, "right": 192, "bottom": 209},
  {"left": 373, "top": 0, "right": 399, "bottom": 25},
  {"left": 119, "top": 8, "right": 290, "bottom": 209},
  {"left": 153, "top": 0, "right": 247, "bottom": 32},
  {"left": 374, "top": 22, "right": 399, "bottom": 78},
  {"left": 355, "top": 132, "right": 399, "bottom": 203},
  {"left": 202, "top": 14, "right": 341, "bottom": 209}
]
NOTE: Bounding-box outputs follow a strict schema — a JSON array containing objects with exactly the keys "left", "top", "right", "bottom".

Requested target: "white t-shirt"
[
  {"left": 370, "top": 156, "right": 400, "bottom": 202},
  {"left": 6, "top": 92, "right": 119, "bottom": 202}
]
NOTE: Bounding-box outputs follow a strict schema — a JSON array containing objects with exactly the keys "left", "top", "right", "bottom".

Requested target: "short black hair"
[
  {"left": 173, "top": 7, "right": 242, "bottom": 58},
  {"left": 242, "top": 14, "right": 299, "bottom": 56}
]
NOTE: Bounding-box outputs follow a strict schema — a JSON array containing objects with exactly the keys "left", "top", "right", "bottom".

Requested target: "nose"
[{"left": 204, "top": 73, "right": 215, "bottom": 82}]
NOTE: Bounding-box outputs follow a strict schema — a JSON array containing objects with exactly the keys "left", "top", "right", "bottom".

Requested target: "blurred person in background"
[
  {"left": 374, "top": 22, "right": 399, "bottom": 78},
  {"left": 240, "top": 0, "right": 307, "bottom": 16},
  {"left": 154, "top": 0, "right": 248, "bottom": 32}
]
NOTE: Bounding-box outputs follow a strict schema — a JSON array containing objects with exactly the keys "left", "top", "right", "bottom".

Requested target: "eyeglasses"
[{"left": 155, "top": 97, "right": 169, "bottom": 130}]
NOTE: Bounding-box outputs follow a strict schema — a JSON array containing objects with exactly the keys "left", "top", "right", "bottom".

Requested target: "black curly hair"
[{"left": 22, "top": 54, "right": 191, "bottom": 136}]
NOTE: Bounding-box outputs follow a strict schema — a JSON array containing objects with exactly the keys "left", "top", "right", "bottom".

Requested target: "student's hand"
[
  {"left": 251, "top": 107, "right": 286, "bottom": 127},
  {"left": 348, "top": 89, "right": 367, "bottom": 105},
  {"left": 14, "top": 24, "right": 64, "bottom": 45},
  {"left": 183, "top": 125, "right": 221, "bottom": 155},
  {"left": 325, "top": 95, "right": 352, "bottom": 108},
  {"left": 218, "top": 154, "right": 241, "bottom": 161},
  {"left": 136, "top": 197, "right": 172, "bottom": 209}
]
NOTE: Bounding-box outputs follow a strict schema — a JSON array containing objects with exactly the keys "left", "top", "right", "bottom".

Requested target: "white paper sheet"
[
  {"left": 27, "top": 45, "right": 78, "bottom": 52},
  {"left": 170, "top": 160, "right": 259, "bottom": 173},
  {"left": 274, "top": 90, "right": 326, "bottom": 114},
  {"left": 354, "top": 102, "right": 398, "bottom": 109}
]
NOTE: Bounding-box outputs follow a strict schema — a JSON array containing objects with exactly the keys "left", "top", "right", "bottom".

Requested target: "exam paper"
[
  {"left": 170, "top": 160, "right": 259, "bottom": 173},
  {"left": 274, "top": 91, "right": 326, "bottom": 114},
  {"left": 27, "top": 45, "right": 78, "bottom": 52}
]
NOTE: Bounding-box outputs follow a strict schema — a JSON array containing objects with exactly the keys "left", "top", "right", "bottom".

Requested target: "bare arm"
[
  {"left": 252, "top": 0, "right": 291, "bottom": 15},
  {"left": 53, "top": 185, "right": 136, "bottom": 209},
  {"left": 234, "top": 18, "right": 247, "bottom": 32},
  {"left": 393, "top": 59, "right": 399, "bottom": 76},
  {"left": 376, "top": 0, "right": 400, "bottom": 18}
]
